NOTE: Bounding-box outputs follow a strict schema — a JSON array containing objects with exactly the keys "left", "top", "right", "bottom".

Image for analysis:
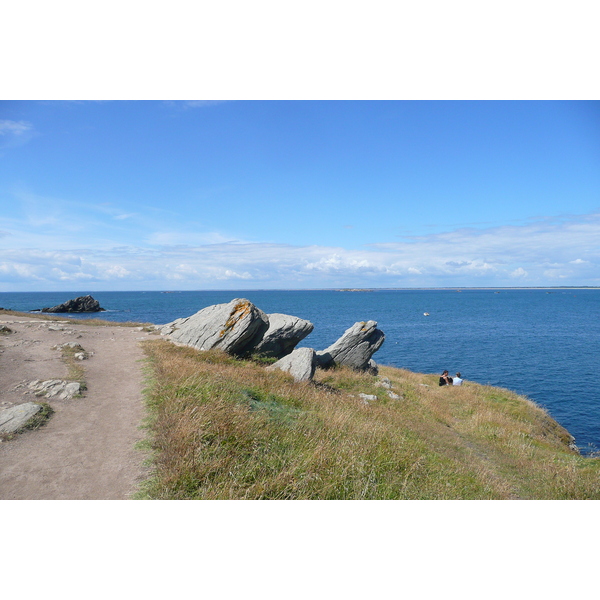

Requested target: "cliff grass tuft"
[{"left": 139, "top": 339, "right": 600, "bottom": 500}]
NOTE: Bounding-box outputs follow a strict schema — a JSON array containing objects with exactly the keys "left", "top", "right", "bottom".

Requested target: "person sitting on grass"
[
  {"left": 439, "top": 370, "right": 452, "bottom": 386},
  {"left": 453, "top": 372, "right": 463, "bottom": 386}
]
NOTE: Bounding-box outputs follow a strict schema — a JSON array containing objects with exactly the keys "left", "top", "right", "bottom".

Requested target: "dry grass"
[
  {"left": 139, "top": 339, "right": 600, "bottom": 500},
  {"left": 57, "top": 344, "right": 88, "bottom": 390},
  {"left": 0, "top": 309, "right": 151, "bottom": 328}
]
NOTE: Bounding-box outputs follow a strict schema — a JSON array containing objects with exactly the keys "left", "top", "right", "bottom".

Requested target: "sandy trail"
[{"left": 0, "top": 315, "right": 152, "bottom": 500}]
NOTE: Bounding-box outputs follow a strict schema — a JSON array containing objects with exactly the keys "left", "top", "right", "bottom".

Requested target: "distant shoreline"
[
  {"left": 2, "top": 286, "right": 600, "bottom": 295},
  {"left": 336, "top": 286, "right": 600, "bottom": 291}
]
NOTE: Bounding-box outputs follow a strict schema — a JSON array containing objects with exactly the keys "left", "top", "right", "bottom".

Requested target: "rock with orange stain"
[{"left": 166, "top": 298, "right": 269, "bottom": 355}]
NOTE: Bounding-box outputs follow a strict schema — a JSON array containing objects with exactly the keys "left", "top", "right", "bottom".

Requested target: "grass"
[
  {"left": 21, "top": 402, "right": 55, "bottom": 431},
  {"left": 139, "top": 339, "right": 600, "bottom": 499},
  {"left": 57, "top": 344, "right": 88, "bottom": 392},
  {"left": 0, "top": 309, "right": 151, "bottom": 328}
]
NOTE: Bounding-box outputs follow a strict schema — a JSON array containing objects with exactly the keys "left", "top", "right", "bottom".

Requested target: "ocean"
[{"left": 1, "top": 288, "right": 599, "bottom": 454}]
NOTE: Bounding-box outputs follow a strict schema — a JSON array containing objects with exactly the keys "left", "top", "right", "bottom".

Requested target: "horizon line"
[{"left": 2, "top": 286, "right": 600, "bottom": 294}]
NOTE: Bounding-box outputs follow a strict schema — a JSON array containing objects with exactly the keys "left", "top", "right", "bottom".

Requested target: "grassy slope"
[{"left": 139, "top": 339, "right": 600, "bottom": 500}]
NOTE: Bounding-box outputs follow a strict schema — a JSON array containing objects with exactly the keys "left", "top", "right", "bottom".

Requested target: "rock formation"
[
  {"left": 316, "top": 320, "right": 385, "bottom": 371},
  {"left": 251, "top": 313, "right": 314, "bottom": 358},
  {"left": 162, "top": 300, "right": 316, "bottom": 360},
  {"left": 166, "top": 298, "right": 270, "bottom": 356},
  {"left": 41, "top": 295, "right": 105, "bottom": 313},
  {"left": 160, "top": 300, "right": 385, "bottom": 382},
  {"left": 266, "top": 347, "right": 317, "bottom": 382}
]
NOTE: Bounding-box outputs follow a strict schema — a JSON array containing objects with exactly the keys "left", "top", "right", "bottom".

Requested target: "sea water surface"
[{"left": 2, "top": 289, "right": 599, "bottom": 454}]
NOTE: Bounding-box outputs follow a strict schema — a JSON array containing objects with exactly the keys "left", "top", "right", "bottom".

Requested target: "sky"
[{"left": 1, "top": 100, "right": 599, "bottom": 291}]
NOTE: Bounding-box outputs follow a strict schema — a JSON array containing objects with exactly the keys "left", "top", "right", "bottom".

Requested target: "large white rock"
[
  {"left": 267, "top": 347, "right": 317, "bottom": 382},
  {"left": 252, "top": 313, "right": 314, "bottom": 358},
  {"left": 316, "top": 320, "right": 385, "bottom": 371},
  {"left": 167, "top": 298, "right": 269, "bottom": 355},
  {"left": 0, "top": 402, "right": 43, "bottom": 434},
  {"left": 28, "top": 380, "right": 81, "bottom": 400}
]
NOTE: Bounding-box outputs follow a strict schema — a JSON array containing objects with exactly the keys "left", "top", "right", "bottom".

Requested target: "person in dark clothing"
[{"left": 439, "top": 370, "right": 452, "bottom": 386}]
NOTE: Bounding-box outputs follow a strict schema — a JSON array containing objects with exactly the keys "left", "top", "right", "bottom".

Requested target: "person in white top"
[{"left": 453, "top": 372, "right": 463, "bottom": 386}]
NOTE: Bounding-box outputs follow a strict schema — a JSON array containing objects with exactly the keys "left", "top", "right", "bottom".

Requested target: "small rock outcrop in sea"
[
  {"left": 252, "top": 313, "right": 314, "bottom": 358},
  {"left": 166, "top": 298, "right": 270, "bottom": 356},
  {"left": 267, "top": 347, "right": 317, "bottom": 382},
  {"left": 0, "top": 402, "right": 43, "bottom": 434},
  {"left": 41, "top": 295, "right": 105, "bottom": 313},
  {"left": 316, "top": 320, "right": 385, "bottom": 371}
]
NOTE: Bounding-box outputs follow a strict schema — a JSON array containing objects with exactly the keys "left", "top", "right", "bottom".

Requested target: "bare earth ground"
[{"left": 0, "top": 314, "right": 152, "bottom": 500}]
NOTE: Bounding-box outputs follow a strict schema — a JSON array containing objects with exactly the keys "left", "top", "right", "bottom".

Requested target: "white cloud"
[
  {"left": 0, "top": 120, "right": 36, "bottom": 149},
  {"left": 0, "top": 120, "right": 33, "bottom": 136},
  {"left": 1, "top": 211, "right": 600, "bottom": 291},
  {"left": 146, "top": 231, "right": 238, "bottom": 246},
  {"left": 105, "top": 265, "right": 130, "bottom": 278}
]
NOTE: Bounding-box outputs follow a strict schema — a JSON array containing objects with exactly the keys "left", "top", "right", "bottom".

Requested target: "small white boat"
[{"left": 423, "top": 312, "right": 430, "bottom": 316}]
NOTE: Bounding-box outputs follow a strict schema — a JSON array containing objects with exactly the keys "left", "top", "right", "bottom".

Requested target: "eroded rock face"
[
  {"left": 252, "top": 313, "right": 314, "bottom": 358},
  {"left": 316, "top": 320, "right": 385, "bottom": 371},
  {"left": 41, "top": 295, "right": 104, "bottom": 313},
  {"left": 266, "top": 347, "right": 317, "bottom": 382},
  {"left": 167, "top": 298, "right": 269, "bottom": 356}
]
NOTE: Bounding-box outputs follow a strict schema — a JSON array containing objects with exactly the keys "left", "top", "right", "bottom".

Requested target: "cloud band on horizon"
[{"left": 1, "top": 211, "right": 599, "bottom": 291}]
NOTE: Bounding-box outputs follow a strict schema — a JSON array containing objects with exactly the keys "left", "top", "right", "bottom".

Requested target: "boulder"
[
  {"left": 375, "top": 377, "right": 392, "bottom": 389},
  {"left": 252, "top": 313, "right": 314, "bottom": 358},
  {"left": 366, "top": 359, "right": 379, "bottom": 376},
  {"left": 267, "top": 347, "right": 317, "bottom": 382},
  {"left": 41, "top": 295, "right": 104, "bottom": 313},
  {"left": 167, "top": 298, "right": 269, "bottom": 356},
  {"left": 0, "top": 402, "right": 43, "bottom": 434},
  {"left": 316, "top": 320, "right": 385, "bottom": 371},
  {"left": 359, "top": 393, "right": 378, "bottom": 404}
]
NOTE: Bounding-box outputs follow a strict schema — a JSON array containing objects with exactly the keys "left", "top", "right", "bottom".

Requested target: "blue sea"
[{"left": 2, "top": 289, "right": 599, "bottom": 454}]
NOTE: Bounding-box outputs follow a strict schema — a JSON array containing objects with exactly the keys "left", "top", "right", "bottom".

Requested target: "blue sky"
[{"left": 1, "top": 100, "right": 599, "bottom": 291}]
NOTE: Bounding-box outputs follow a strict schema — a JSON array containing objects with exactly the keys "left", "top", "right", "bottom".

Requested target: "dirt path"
[{"left": 0, "top": 315, "right": 152, "bottom": 500}]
